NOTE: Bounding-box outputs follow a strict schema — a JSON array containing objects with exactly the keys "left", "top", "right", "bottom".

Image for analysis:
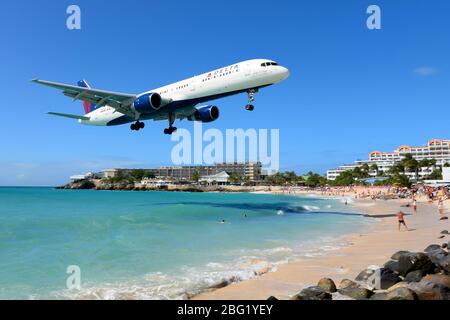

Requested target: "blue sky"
[{"left": 1, "top": 0, "right": 449, "bottom": 186}]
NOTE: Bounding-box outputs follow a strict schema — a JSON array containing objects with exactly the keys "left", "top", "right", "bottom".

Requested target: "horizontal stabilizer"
[{"left": 47, "top": 112, "right": 89, "bottom": 120}]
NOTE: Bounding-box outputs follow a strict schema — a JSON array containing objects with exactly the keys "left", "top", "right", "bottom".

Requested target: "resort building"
[
  {"left": 327, "top": 139, "right": 450, "bottom": 181},
  {"left": 102, "top": 162, "right": 262, "bottom": 182},
  {"left": 326, "top": 165, "right": 359, "bottom": 181}
]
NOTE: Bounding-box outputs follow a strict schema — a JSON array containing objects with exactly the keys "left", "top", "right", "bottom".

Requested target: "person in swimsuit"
[
  {"left": 397, "top": 211, "right": 409, "bottom": 231},
  {"left": 438, "top": 199, "right": 444, "bottom": 215}
]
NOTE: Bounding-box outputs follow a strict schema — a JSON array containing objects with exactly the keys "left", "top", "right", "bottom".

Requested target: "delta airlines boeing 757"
[{"left": 33, "top": 59, "right": 289, "bottom": 134}]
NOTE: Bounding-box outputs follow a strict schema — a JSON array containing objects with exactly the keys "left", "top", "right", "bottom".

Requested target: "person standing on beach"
[
  {"left": 397, "top": 211, "right": 409, "bottom": 232},
  {"left": 413, "top": 198, "right": 417, "bottom": 212},
  {"left": 438, "top": 199, "right": 444, "bottom": 215}
]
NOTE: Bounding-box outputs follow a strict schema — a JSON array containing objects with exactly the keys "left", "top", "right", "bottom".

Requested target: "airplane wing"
[
  {"left": 47, "top": 112, "right": 90, "bottom": 120},
  {"left": 32, "top": 79, "right": 137, "bottom": 117}
]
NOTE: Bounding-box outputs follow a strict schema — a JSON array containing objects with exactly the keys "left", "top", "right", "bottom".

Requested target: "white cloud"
[{"left": 413, "top": 67, "right": 438, "bottom": 77}]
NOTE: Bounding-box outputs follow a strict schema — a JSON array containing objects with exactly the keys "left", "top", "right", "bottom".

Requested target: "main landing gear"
[
  {"left": 130, "top": 121, "right": 145, "bottom": 131},
  {"left": 245, "top": 88, "right": 257, "bottom": 111},
  {"left": 164, "top": 113, "right": 177, "bottom": 135}
]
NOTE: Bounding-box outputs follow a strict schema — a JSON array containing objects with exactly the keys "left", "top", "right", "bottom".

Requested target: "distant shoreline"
[{"left": 57, "top": 179, "right": 299, "bottom": 193}]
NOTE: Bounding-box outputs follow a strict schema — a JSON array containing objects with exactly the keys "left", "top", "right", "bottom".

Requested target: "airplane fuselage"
[{"left": 80, "top": 59, "right": 289, "bottom": 126}]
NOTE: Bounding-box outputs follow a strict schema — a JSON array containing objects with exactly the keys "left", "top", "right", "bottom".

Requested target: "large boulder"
[
  {"left": 425, "top": 250, "right": 450, "bottom": 275},
  {"left": 355, "top": 267, "right": 377, "bottom": 282},
  {"left": 398, "top": 252, "right": 434, "bottom": 276},
  {"left": 384, "top": 260, "right": 401, "bottom": 274},
  {"left": 338, "top": 287, "right": 374, "bottom": 300},
  {"left": 426, "top": 248, "right": 448, "bottom": 269},
  {"left": 386, "top": 287, "right": 417, "bottom": 300},
  {"left": 379, "top": 268, "right": 402, "bottom": 289},
  {"left": 424, "top": 244, "right": 442, "bottom": 252},
  {"left": 290, "top": 286, "right": 332, "bottom": 300},
  {"left": 391, "top": 250, "right": 410, "bottom": 261},
  {"left": 422, "top": 274, "right": 450, "bottom": 288},
  {"left": 339, "top": 279, "right": 359, "bottom": 290},
  {"left": 404, "top": 270, "right": 424, "bottom": 283},
  {"left": 317, "top": 278, "right": 337, "bottom": 293},
  {"left": 369, "top": 292, "right": 388, "bottom": 300},
  {"left": 408, "top": 278, "right": 450, "bottom": 300},
  {"left": 387, "top": 281, "right": 410, "bottom": 291}
]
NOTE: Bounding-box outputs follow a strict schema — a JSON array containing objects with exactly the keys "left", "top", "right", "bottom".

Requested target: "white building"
[
  {"left": 326, "top": 165, "right": 359, "bottom": 180},
  {"left": 70, "top": 172, "right": 95, "bottom": 182},
  {"left": 199, "top": 171, "right": 230, "bottom": 185},
  {"left": 141, "top": 178, "right": 169, "bottom": 187},
  {"left": 327, "top": 139, "right": 450, "bottom": 181},
  {"left": 424, "top": 167, "right": 450, "bottom": 187}
]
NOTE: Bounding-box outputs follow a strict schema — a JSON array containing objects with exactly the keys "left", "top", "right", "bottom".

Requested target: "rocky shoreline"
[
  {"left": 56, "top": 179, "right": 256, "bottom": 193},
  {"left": 271, "top": 233, "right": 450, "bottom": 300}
]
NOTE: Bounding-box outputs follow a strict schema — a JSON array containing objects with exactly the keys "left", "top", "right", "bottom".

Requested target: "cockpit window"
[{"left": 262, "top": 62, "right": 279, "bottom": 67}]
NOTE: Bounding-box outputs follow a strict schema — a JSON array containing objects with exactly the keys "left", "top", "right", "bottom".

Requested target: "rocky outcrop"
[
  {"left": 58, "top": 179, "right": 256, "bottom": 193},
  {"left": 317, "top": 278, "right": 337, "bottom": 293},
  {"left": 379, "top": 268, "right": 402, "bottom": 289},
  {"left": 355, "top": 267, "right": 377, "bottom": 282},
  {"left": 385, "top": 287, "right": 417, "bottom": 300},
  {"left": 289, "top": 239, "right": 450, "bottom": 301},
  {"left": 424, "top": 244, "right": 442, "bottom": 252},
  {"left": 338, "top": 287, "right": 374, "bottom": 300},
  {"left": 290, "top": 286, "right": 332, "bottom": 300},
  {"left": 397, "top": 252, "right": 434, "bottom": 276},
  {"left": 407, "top": 277, "right": 450, "bottom": 300},
  {"left": 404, "top": 270, "right": 424, "bottom": 283},
  {"left": 338, "top": 279, "right": 359, "bottom": 290}
]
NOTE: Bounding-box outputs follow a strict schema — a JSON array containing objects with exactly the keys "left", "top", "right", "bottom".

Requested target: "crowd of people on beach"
[{"left": 289, "top": 184, "right": 449, "bottom": 232}]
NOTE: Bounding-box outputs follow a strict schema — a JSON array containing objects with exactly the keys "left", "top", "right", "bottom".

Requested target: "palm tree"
[
  {"left": 370, "top": 164, "right": 379, "bottom": 177},
  {"left": 228, "top": 172, "right": 242, "bottom": 184},
  {"left": 192, "top": 170, "right": 200, "bottom": 183}
]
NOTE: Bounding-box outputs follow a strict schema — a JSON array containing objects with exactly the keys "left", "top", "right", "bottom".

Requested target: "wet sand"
[{"left": 193, "top": 197, "right": 449, "bottom": 300}]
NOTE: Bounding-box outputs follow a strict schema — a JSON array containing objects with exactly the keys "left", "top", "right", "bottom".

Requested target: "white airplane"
[{"left": 33, "top": 59, "right": 289, "bottom": 134}]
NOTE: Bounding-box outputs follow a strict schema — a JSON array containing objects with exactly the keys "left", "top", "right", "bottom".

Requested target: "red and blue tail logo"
[{"left": 77, "top": 79, "right": 98, "bottom": 114}]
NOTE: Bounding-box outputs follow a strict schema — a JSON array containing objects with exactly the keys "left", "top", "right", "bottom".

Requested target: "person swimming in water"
[{"left": 219, "top": 219, "right": 226, "bottom": 224}]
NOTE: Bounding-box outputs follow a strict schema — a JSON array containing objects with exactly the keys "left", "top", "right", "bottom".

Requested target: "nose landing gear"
[
  {"left": 245, "top": 89, "right": 258, "bottom": 111},
  {"left": 130, "top": 121, "right": 145, "bottom": 131}
]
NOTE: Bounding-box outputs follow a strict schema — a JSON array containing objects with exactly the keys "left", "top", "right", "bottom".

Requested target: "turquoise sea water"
[{"left": 0, "top": 187, "right": 370, "bottom": 299}]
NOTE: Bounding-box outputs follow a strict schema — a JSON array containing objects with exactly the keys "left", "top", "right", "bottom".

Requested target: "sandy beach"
[{"left": 194, "top": 194, "right": 450, "bottom": 300}]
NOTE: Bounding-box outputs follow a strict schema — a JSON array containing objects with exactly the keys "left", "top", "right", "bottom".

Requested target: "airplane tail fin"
[{"left": 77, "top": 79, "right": 98, "bottom": 114}]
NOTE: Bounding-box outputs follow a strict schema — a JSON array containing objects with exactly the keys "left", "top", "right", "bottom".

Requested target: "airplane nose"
[{"left": 279, "top": 66, "right": 290, "bottom": 80}]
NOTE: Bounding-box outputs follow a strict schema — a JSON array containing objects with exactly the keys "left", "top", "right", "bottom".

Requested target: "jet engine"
[
  {"left": 131, "top": 93, "right": 171, "bottom": 113},
  {"left": 188, "top": 105, "right": 220, "bottom": 123}
]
